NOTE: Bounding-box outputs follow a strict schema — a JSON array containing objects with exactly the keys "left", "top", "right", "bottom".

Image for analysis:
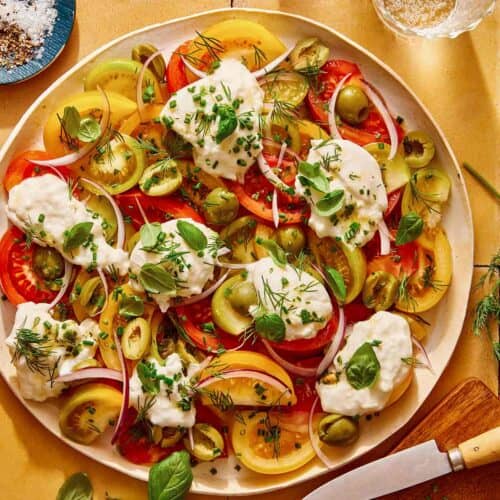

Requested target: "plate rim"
[{"left": 0, "top": 6, "right": 474, "bottom": 495}]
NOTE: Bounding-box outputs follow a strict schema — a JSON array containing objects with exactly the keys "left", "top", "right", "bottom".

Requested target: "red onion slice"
[
  {"left": 215, "top": 258, "right": 254, "bottom": 270},
  {"left": 316, "top": 307, "right": 346, "bottom": 377},
  {"left": 111, "top": 331, "right": 129, "bottom": 445},
  {"left": 55, "top": 367, "right": 123, "bottom": 384},
  {"left": 308, "top": 396, "right": 334, "bottom": 469},
  {"left": 378, "top": 220, "right": 392, "bottom": 256},
  {"left": 360, "top": 80, "right": 398, "bottom": 160},
  {"left": 187, "top": 426, "right": 195, "bottom": 450},
  {"left": 135, "top": 195, "right": 149, "bottom": 224},
  {"left": 272, "top": 189, "right": 279, "bottom": 228},
  {"left": 256, "top": 153, "right": 291, "bottom": 194},
  {"left": 136, "top": 49, "right": 164, "bottom": 122},
  {"left": 327, "top": 73, "right": 352, "bottom": 139},
  {"left": 262, "top": 138, "right": 301, "bottom": 164},
  {"left": 276, "top": 141, "right": 287, "bottom": 170},
  {"left": 411, "top": 336, "right": 434, "bottom": 373},
  {"left": 261, "top": 339, "right": 317, "bottom": 377},
  {"left": 48, "top": 260, "right": 72, "bottom": 310},
  {"left": 174, "top": 270, "right": 229, "bottom": 306},
  {"left": 32, "top": 87, "right": 111, "bottom": 167},
  {"left": 80, "top": 177, "right": 125, "bottom": 250}
]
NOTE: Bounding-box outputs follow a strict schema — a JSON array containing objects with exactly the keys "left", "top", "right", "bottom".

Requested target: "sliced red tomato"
[
  {"left": 343, "top": 300, "right": 373, "bottom": 324},
  {"left": 3, "top": 150, "right": 71, "bottom": 191},
  {"left": 166, "top": 43, "right": 190, "bottom": 94},
  {"left": 367, "top": 240, "right": 419, "bottom": 279},
  {"left": 173, "top": 298, "right": 240, "bottom": 352},
  {"left": 0, "top": 227, "right": 59, "bottom": 305},
  {"left": 115, "top": 189, "right": 204, "bottom": 229},
  {"left": 117, "top": 409, "right": 183, "bottom": 465}
]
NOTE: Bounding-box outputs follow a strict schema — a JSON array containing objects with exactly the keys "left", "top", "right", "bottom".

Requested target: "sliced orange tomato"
[{"left": 166, "top": 43, "right": 190, "bottom": 93}]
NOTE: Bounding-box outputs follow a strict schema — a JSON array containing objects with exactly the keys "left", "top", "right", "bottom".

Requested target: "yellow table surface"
[{"left": 0, "top": 1, "right": 498, "bottom": 499}]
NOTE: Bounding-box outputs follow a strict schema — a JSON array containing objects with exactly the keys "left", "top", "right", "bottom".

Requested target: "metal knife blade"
[{"left": 304, "top": 440, "right": 453, "bottom": 500}]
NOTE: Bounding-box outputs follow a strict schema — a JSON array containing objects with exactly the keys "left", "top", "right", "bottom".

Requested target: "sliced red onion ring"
[
  {"left": 111, "top": 331, "right": 129, "bottom": 445},
  {"left": 328, "top": 73, "right": 352, "bottom": 139},
  {"left": 308, "top": 396, "right": 334, "bottom": 469},
  {"left": 80, "top": 177, "right": 125, "bottom": 250},
  {"left": 411, "top": 336, "right": 434, "bottom": 373},
  {"left": 55, "top": 367, "right": 123, "bottom": 384},
  {"left": 181, "top": 56, "right": 209, "bottom": 79},
  {"left": 215, "top": 258, "right": 254, "bottom": 270},
  {"left": 48, "top": 260, "right": 72, "bottom": 310},
  {"left": 188, "top": 426, "right": 195, "bottom": 451},
  {"left": 174, "top": 270, "right": 229, "bottom": 306},
  {"left": 136, "top": 49, "right": 164, "bottom": 122},
  {"left": 276, "top": 141, "right": 287, "bottom": 170},
  {"left": 96, "top": 267, "right": 109, "bottom": 316},
  {"left": 262, "top": 138, "right": 301, "bottom": 164},
  {"left": 360, "top": 80, "right": 398, "bottom": 160},
  {"left": 257, "top": 153, "right": 291, "bottom": 193},
  {"left": 32, "top": 87, "right": 111, "bottom": 167},
  {"left": 272, "top": 188, "right": 279, "bottom": 228},
  {"left": 44, "top": 165, "right": 66, "bottom": 181},
  {"left": 261, "top": 339, "right": 317, "bottom": 377},
  {"left": 316, "top": 307, "right": 346, "bottom": 377},
  {"left": 378, "top": 220, "right": 391, "bottom": 256}
]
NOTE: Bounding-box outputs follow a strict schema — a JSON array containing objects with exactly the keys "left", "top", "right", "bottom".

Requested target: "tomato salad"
[{"left": 1, "top": 19, "right": 452, "bottom": 476}]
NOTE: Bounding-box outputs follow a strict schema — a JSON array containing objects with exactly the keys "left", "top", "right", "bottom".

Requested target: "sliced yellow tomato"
[
  {"left": 118, "top": 104, "right": 164, "bottom": 136},
  {"left": 231, "top": 411, "right": 322, "bottom": 474},
  {"left": 201, "top": 351, "right": 296, "bottom": 406},
  {"left": 43, "top": 90, "right": 137, "bottom": 158},
  {"left": 297, "top": 119, "right": 330, "bottom": 156},
  {"left": 70, "top": 268, "right": 102, "bottom": 322},
  {"left": 59, "top": 383, "right": 122, "bottom": 444},
  {"left": 394, "top": 312, "right": 428, "bottom": 341},
  {"left": 396, "top": 228, "right": 452, "bottom": 313}
]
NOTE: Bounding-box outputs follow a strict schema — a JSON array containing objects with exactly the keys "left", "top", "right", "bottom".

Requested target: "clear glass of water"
[{"left": 372, "top": 0, "right": 496, "bottom": 38}]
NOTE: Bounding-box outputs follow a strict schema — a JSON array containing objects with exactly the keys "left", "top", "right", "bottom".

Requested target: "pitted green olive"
[
  {"left": 276, "top": 225, "right": 306, "bottom": 255},
  {"left": 336, "top": 85, "right": 370, "bottom": 126},
  {"left": 184, "top": 423, "right": 224, "bottom": 461},
  {"left": 33, "top": 247, "right": 65, "bottom": 281},
  {"left": 362, "top": 271, "right": 399, "bottom": 311},
  {"left": 203, "top": 187, "right": 240, "bottom": 225},
  {"left": 290, "top": 37, "right": 330, "bottom": 71},
  {"left": 402, "top": 131, "right": 435, "bottom": 168},
  {"left": 151, "top": 425, "right": 183, "bottom": 448},
  {"left": 228, "top": 281, "right": 258, "bottom": 315},
  {"left": 78, "top": 276, "right": 106, "bottom": 316},
  {"left": 121, "top": 317, "right": 151, "bottom": 360},
  {"left": 318, "top": 414, "right": 360, "bottom": 447},
  {"left": 139, "top": 159, "right": 182, "bottom": 196},
  {"left": 131, "top": 43, "right": 166, "bottom": 83}
]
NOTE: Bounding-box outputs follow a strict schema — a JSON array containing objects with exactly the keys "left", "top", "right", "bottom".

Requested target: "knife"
[{"left": 304, "top": 426, "right": 500, "bottom": 500}]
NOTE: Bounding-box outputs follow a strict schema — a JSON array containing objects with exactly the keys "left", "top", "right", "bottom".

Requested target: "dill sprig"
[
  {"left": 12, "top": 326, "right": 54, "bottom": 375},
  {"left": 397, "top": 274, "right": 417, "bottom": 312},
  {"left": 252, "top": 44, "right": 267, "bottom": 68},
  {"left": 269, "top": 99, "right": 299, "bottom": 124}
]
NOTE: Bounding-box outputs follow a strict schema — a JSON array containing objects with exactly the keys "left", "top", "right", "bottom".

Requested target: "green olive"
[
  {"left": 131, "top": 43, "right": 166, "bottom": 83},
  {"left": 228, "top": 281, "right": 258, "bottom": 315},
  {"left": 276, "top": 225, "right": 306, "bottom": 255},
  {"left": 33, "top": 247, "right": 64, "bottom": 281},
  {"left": 184, "top": 423, "right": 224, "bottom": 461},
  {"left": 121, "top": 317, "right": 151, "bottom": 360},
  {"left": 151, "top": 425, "right": 183, "bottom": 448},
  {"left": 203, "top": 187, "right": 240, "bottom": 226},
  {"left": 318, "top": 414, "right": 360, "bottom": 447},
  {"left": 78, "top": 276, "right": 106, "bottom": 316},
  {"left": 290, "top": 37, "right": 330, "bottom": 71},
  {"left": 402, "top": 131, "right": 435, "bottom": 168},
  {"left": 362, "top": 271, "right": 399, "bottom": 311},
  {"left": 336, "top": 85, "right": 370, "bottom": 125},
  {"left": 139, "top": 159, "right": 182, "bottom": 196},
  {"left": 176, "top": 338, "right": 199, "bottom": 366}
]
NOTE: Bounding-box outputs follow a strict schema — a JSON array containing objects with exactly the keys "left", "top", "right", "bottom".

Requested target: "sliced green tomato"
[
  {"left": 364, "top": 143, "right": 411, "bottom": 193},
  {"left": 71, "top": 269, "right": 96, "bottom": 322},
  {"left": 220, "top": 216, "right": 258, "bottom": 264},
  {"left": 409, "top": 167, "right": 451, "bottom": 203},
  {"left": 82, "top": 189, "right": 118, "bottom": 243},
  {"left": 262, "top": 114, "right": 302, "bottom": 153},
  {"left": 59, "top": 383, "right": 122, "bottom": 445},
  {"left": 139, "top": 159, "right": 183, "bottom": 196},
  {"left": 84, "top": 59, "right": 161, "bottom": 102},
  {"left": 401, "top": 181, "right": 443, "bottom": 228},
  {"left": 85, "top": 134, "right": 146, "bottom": 194},
  {"left": 261, "top": 71, "right": 309, "bottom": 108},
  {"left": 212, "top": 275, "right": 254, "bottom": 335}
]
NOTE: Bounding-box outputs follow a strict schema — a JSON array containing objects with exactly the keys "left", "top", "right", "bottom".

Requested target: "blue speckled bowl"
[{"left": 0, "top": 0, "right": 75, "bottom": 85}]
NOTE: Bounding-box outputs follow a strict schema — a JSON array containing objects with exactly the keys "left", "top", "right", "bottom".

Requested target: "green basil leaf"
[
  {"left": 137, "top": 360, "right": 160, "bottom": 395},
  {"left": 314, "top": 189, "right": 345, "bottom": 217},
  {"left": 148, "top": 450, "right": 193, "bottom": 500},
  {"left": 298, "top": 161, "right": 330, "bottom": 193},
  {"left": 119, "top": 294, "right": 144, "bottom": 319},
  {"left": 56, "top": 472, "right": 93, "bottom": 500},
  {"left": 77, "top": 117, "right": 101, "bottom": 143},
  {"left": 63, "top": 222, "right": 93, "bottom": 252},
  {"left": 61, "top": 106, "right": 81, "bottom": 139},
  {"left": 139, "top": 263, "right": 176, "bottom": 294},
  {"left": 255, "top": 237, "right": 287, "bottom": 268},
  {"left": 140, "top": 222, "right": 163, "bottom": 250},
  {"left": 255, "top": 313, "right": 286, "bottom": 342},
  {"left": 324, "top": 266, "right": 347, "bottom": 303},
  {"left": 176, "top": 220, "right": 207, "bottom": 251},
  {"left": 395, "top": 212, "right": 424, "bottom": 246},
  {"left": 345, "top": 342, "right": 381, "bottom": 390},
  {"left": 215, "top": 104, "right": 238, "bottom": 144}
]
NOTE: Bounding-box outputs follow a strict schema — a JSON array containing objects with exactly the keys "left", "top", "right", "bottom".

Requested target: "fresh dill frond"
[
  {"left": 252, "top": 44, "right": 267, "bottom": 68},
  {"left": 269, "top": 99, "right": 298, "bottom": 124},
  {"left": 193, "top": 31, "right": 224, "bottom": 62},
  {"left": 397, "top": 274, "right": 417, "bottom": 312},
  {"left": 12, "top": 326, "right": 54, "bottom": 375},
  {"left": 204, "top": 389, "right": 234, "bottom": 412}
]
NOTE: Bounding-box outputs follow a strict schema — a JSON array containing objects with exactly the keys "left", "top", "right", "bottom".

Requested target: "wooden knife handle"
[{"left": 458, "top": 426, "right": 500, "bottom": 469}]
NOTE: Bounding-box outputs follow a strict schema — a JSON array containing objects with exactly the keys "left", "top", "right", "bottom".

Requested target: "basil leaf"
[
  {"left": 77, "top": 117, "right": 101, "bottom": 143},
  {"left": 63, "top": 222, "right": 93, "bottom": 252},
  {"left": 215, "top": 104, "right": 237, "bottom": 144},
  {"left": 298, "top": 161, "right": 330, "bottom": 193},
  {"left": 119, "top": 294, "right": 144, "bottom": 319},
  {"left": 137, "top": 360, "right": 160, "bottom": 395},
  {"left": 176, "top": 220, "right": 207, "bottom": 251},
  {"left": 148, "top": 450, "right": 193, "bottom": 500},
  {"left": 56, "top": 472, "right": 93, "bottom": 500},
  {"left": 395, "top": 212, "right": 423, "bottom": 246},
  {"left": 139, "top": 263, "right": 176, "bottom": 294},
  {"left": 255, "top": 313, "right": 286, "bottom": 342},
  {"left": 61, "top": 106, "right": 81, "bottom": 139},
  {"left": 324, "top": 266, "right": 347, "bottom": 303},
  {"left": 255, "top": 237, "right": 287, "bottom": 268},
  {"left": 345, "top": 342, "right": 381, "bottom": 390},
  {"left": 140, "top": 222, "right": 163, "bottom": 250},
  {"left": 314, "top": 189, "right": 345, "bottom": 217}
]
